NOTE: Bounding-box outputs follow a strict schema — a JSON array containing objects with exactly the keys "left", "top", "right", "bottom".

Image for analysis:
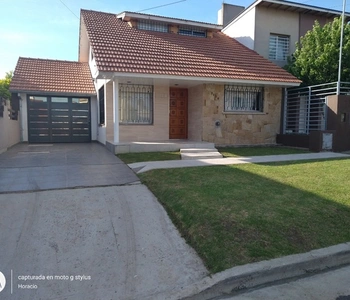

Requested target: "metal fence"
[{"left": 283, "top": 82, "right": 350, "bottom": 134}]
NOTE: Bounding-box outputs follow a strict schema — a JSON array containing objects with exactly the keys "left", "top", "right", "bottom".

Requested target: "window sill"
[{"left": 223, "top": 111, "right": 266, "bottom": 115}]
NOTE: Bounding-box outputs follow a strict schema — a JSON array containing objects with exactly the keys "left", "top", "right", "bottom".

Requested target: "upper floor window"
[
  {"left": 269, "top": 34, "right": 290, "bottom": 61},
  {"left": 224, "top": 85, "right": 264, "bottom": 112},
  {"left": 138, "top": 20, "right": 168, "bottom": 33},
  {"left": 179, "top": 26, "right": 206, "bottom": 37}
]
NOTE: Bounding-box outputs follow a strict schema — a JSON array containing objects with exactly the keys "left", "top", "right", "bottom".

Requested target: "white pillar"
[{"left": 112, "top": 78, "right": 119, "bottom": 144}]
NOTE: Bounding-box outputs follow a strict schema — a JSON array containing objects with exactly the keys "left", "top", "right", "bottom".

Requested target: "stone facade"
[
  {"left": 104, "top": 81, "right": 282, "bottom": 145},
  {"left": 202, "top": 84, "right": 282, "bottom": 146}
]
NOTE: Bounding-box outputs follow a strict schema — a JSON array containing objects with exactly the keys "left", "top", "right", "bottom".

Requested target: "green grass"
[
  {"left": 218, "top": 146, "right": 310, "bottom": 158},
  {"left": 139, "top": 158, "right": 350, "bottom": 273},
  {"left": 117, "top": 151, "right": 180, "bottom": 164}
]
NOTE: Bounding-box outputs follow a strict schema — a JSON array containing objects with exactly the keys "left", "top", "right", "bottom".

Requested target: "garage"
[
  {"left": 9, "top": 57, "right": 97, "bottom": 144},
  {"left": 28, "top": 95, "right": 91, "bottom": 143}
]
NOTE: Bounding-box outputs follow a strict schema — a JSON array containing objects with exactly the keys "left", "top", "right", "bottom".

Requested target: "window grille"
[
  {"left": 138, "top": 20, "right": 168, "bottom": 33},
  {"left": 269, "top": 34, "right": 290, "bottom": 61},
  {"left": 224, "top": 86, "right": 264, "bottom": 112},
  {"left": 178, "top": 26, "right": 206, "bottom": 37},
  {"left": 119, "top": 84, "right": 153, "bottom": 124}
]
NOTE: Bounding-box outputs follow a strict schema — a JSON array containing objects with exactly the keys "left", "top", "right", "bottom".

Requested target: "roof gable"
[
  {"left": 10, "top": 58, "right": 96, "bottom": 95},
  {"left": 81, "top": 9, "right": 300, "bottom": 85}
]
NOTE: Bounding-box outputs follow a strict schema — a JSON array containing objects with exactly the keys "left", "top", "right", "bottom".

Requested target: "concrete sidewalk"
[{"left": 129, "top": 152, "right": 350, "bottom": 173}]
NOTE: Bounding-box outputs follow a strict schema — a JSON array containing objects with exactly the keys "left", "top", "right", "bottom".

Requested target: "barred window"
[
  {"left": 179, "top": 26, "right": 206, "bottom": 37},
  {"left": 224, "top": 86, "right": 264, "bottom": 112},
  {"left": 119, "top": 84, "right": 153, "bottom": 124},
  {"left": 269, "top": 34, "right": 289, "bottom": 61},
  {"left": 138, "top": 20, "right": 168, "bottom": 33}
]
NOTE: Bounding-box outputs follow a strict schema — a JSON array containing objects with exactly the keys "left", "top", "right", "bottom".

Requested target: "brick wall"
[{"left": 119, "top": 85, "right": 169, "bottom": 142}]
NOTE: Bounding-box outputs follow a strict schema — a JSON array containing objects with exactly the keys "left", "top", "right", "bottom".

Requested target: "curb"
[{"left": 165, "top": 242, "right": 350, "bottom": 300}]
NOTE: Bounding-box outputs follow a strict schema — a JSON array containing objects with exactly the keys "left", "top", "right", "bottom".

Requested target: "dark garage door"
[{"left": 28, "top": 95, "right": 91, "bottom": 143}]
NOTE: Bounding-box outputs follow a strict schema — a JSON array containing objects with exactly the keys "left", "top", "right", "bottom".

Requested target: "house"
[
  {"left": 10, "top": 9, "right": 300, "bottom": 153},
  {"left": 221, "top": 0, "right": 350, "bottom": 67}
]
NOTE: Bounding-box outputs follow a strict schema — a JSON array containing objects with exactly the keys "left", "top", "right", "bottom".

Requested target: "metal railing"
[{"left": 283, "top": 82, "right": 350, "bottom": 134}]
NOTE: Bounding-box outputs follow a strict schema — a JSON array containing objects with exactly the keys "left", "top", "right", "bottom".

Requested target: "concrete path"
[
  {"left": 222, "top": 264, "right": 350, "bottom": 300},
  {"left": 0, "top": 143, "right": 139, "bottom": 192},
  {"left": 129, "top": 152, "right": 350, "bottom": 173},
  {"left": 0, "top": 185, "right": 207, "bottom": 300}
]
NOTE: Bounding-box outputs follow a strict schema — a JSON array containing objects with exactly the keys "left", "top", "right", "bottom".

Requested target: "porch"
[{"left": 106, "top": 140, "right": 215, "bottom": 154}]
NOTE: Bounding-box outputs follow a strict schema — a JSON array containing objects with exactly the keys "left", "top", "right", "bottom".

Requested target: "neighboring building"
[
  {"left": 222, "top": 0, "right": 350, "bottom": 67},
  {"left": 10, "top": 9, "right": 300, "bottom": 151}
]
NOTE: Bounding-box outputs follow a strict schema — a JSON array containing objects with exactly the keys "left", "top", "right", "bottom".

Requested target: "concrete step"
[
  {"left": 180, "top": 148, "right": 218, "bottom": 153},
  {"left": 180, "top": 148, "right": 223, "bottom": 160}
]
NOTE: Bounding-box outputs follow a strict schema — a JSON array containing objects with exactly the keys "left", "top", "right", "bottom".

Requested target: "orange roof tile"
[
  {"left": 10, "top": 58, "right": 96, "bottom": 95},
  {"left": 81, "top": 9, "right": 300, "bottom": 84}
]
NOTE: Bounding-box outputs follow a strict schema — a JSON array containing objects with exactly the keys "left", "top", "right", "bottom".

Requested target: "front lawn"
[
  {"left": 139, "top": 158, "right": 350, "bottom": 273},
  {"left": 218, "top": 146, "right": 309, "bottom": 158}
]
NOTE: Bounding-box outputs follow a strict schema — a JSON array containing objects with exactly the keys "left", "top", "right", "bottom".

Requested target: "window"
[
  {"left": 98, "top": 86, "right": 105, "bottom": 125},
  {"left": 224, "top": 85, "right": 264, "bottom": 112},
  {"left": 269, "top": 34, "right": 290, "bottom": 61},
  {"left": 119, "top": 84, "right": 153, "bottom": 124},
  {"left": 178, "top": 26, "right": 206, "bottom": 37},
  {"left": 138, "top": 20, "right": 168, "bottom": 32}
]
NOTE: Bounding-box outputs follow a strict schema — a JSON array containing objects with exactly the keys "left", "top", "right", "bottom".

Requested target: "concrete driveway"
[
  {"left": 0, "top": 143, "right": 208, "bottom": 299},
  {"left": 0, "top": 143, "right": 139, "bottom": 192}
]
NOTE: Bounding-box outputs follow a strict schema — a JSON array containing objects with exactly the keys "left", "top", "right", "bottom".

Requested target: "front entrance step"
[{"left": 180, "top": 148, "right": 223, "bottom": 160}]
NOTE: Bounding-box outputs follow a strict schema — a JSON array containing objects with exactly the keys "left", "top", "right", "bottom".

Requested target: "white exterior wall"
[
  {"left": 0, "top": 99, "right": 21, "bottom": 153},
  {"left": 90, "top": 95, "right": 98, "bottom": 141},
  {"left": 222, "top": 7, "right": 256, "bottom": 50},
  {"left": 20, "top": 93, "right": 28, "bottom": 142},
  {"left": 255, "top": 6, "right": 299, "bottom": 66}
]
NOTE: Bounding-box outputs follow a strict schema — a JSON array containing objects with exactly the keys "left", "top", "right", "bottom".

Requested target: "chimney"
[{"left": 218, "top": 3, "right": 245, "bottom": 27}]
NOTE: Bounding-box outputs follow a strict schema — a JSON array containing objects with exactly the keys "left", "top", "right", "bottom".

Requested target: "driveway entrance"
[{"left": 0, "top": 143, "right": 139, "bottom": 193}]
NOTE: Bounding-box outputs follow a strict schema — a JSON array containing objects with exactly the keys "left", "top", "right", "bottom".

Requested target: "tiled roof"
[
  {"left": 10, "top": 57, "right": 96, "bottom": 95},
  {"left": 81, "top": 9, "right": 300, "bottom": 84}
]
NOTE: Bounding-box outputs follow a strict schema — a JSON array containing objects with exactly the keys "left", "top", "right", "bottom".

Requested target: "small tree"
[
  {"left": 286, "top": 17, "right": 350, "bottom": 86},
  {"left": 0, "top": 71, "right": 13, "bottom": 101}
]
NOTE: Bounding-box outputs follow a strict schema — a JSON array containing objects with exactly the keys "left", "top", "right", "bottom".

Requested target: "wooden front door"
[{"left": 169, "top": 88, "right": 188, "bottom": 139}]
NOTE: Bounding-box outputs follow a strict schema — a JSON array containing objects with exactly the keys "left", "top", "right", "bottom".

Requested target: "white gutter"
[{"left": 98, "top": 71, "right": 300, "bottom": 87}]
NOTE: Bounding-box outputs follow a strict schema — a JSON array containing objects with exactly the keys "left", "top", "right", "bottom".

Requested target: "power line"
[
  {"left": 137, "top": 0, "right": 187, "bottom": 13},
  {"left": 58, "top": 0, "right": 79, "bottom": 19}
]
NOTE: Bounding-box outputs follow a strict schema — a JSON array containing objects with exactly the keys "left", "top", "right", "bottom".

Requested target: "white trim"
[
  {"left": 112, "top": 78, "right": 119, "bottom": 144},
  {"left": 98, "top": 71, "right": 300, "bottom": 87}
]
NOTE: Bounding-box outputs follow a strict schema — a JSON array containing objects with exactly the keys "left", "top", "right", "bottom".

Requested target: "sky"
[{"left": 0, "top": 0, "right": 349, "bottom": 78}]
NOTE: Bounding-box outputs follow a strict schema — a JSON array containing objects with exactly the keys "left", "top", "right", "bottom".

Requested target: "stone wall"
[
  {"left": 188, "top": 85, "right": 204, "bottom": 141},
  {"left": 202, "top": 84, "right": 282, "bottom": 146}
]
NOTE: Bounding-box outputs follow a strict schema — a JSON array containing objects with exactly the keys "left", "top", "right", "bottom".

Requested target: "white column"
[{"left": 112, "top": 78, "right": 119, "bottom": 144}]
